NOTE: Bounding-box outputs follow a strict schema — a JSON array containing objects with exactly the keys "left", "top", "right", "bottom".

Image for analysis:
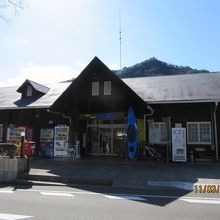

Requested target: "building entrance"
[
  {"left": 86, "top": 124, "right": 126, "bottom": 156},
  {"left": 100, "top": 128, "right": 111, "bottom": 154}
]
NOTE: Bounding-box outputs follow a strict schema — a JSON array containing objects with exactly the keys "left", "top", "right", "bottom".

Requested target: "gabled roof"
[
  {"left": 0, "top": 82, "right": 71, "bottom": 109},
  {"left": 123, "top": 73, "right": 220, "bottom": 103},
  {"left": 0, "top": 60, "right": 219, "bottom": 111},
  {"left": 17, "top": 79, "right": 50, "bottom": 94},
  {"left": 50, "top": 56, "right": 148, "bottom": 112}
]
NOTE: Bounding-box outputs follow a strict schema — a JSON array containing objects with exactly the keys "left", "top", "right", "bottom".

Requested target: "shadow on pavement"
[{"left": 5, "top": 157, "right": 220, "bottom": 207}]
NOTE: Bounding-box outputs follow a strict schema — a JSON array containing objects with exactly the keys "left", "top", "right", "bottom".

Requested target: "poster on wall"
[
  {"left": 54, "top": 125, "right": 69, "bottom": 157},
  {"left": 0, "top": 124, "right": 3, "bottom": 142},
  {"left": 172, "top": 128, "right": 187, "bottom": 162}
]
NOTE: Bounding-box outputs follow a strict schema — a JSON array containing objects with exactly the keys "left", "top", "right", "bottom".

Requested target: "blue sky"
[{"left": 0, "top": 0, "right": 220, "bottom": 86}]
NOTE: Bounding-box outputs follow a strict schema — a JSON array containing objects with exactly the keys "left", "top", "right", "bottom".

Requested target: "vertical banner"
[
  {"left": 137, "top": 119, "right": 144, "bottom": 143},
  {"left": 147, "top": 119, "right": 155, "bottom": 144}
]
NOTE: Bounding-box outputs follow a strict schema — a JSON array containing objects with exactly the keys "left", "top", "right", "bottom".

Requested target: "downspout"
[
  {"left": 144, "top": 105, "right": 155, "bottom": 142},
  {"left": 213, "top": 101, "right": 219, "bottom": 160}
]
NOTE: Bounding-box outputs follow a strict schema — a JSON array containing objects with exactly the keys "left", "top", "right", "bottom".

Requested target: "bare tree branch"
[
  {"left": 0, "top": 0, "right": 26, "bottom": 24},
  {"left": 8, "top": 0, "right": 24, "bottom": 10},
  {"left": 0, "top": 14, "right": 10, "bottom": 25}
]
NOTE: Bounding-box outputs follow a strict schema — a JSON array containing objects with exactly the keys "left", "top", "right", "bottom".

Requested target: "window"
[
  {"left": 149, "top": 122, "right": 169, "bottom": 144},
  {"left": 187, "top": 122, "right": 211, "bottom": 144},
  {"left": 27, "top": 86, "right": 32, "bottom": 96},
  {"left": 92, "top": 82, "right": 99, "bottom": 96},
  {"left": 104, "top": 81, "right": 111, "bottom": 95}
]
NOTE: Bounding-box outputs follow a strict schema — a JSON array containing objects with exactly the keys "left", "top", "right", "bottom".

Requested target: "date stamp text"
[{"left": 194, "top": 184, "right": 220, "bottom": 193}]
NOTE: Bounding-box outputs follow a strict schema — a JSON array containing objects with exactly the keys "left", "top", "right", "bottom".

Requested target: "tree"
[{"left": 0, "top": 0, "right": 26, "bottom": 24}]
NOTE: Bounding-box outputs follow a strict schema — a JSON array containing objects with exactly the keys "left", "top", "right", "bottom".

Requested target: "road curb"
[{"left": 18, "top": 174, "right": 113, "bottom": 186}]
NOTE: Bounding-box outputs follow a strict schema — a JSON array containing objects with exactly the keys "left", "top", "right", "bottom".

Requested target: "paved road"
[{"left": 0, "top": 184, "right": 220, "bottom": 220}]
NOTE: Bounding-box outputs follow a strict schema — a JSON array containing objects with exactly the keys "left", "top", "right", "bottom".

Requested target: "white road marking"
[
  {"left": 16, "top": 189, "right": 100, "bottom": 195},
  {"left": 104, "top": 195, "right": 146, "bottom": 201},
  {"left": 0, "top": 190, "right": 14, "bottom": 194},
  {"left": 180, "top": 198, "right": 220, "bottom": 205},
  {"left": 0, "top": 213, "right": 32, "bottom": 220},
  {"left": 148, "top": 181, "right": 194, "bottom": 190},
  {"left": 40, "top": 191, "right": 74, "bottom": 197},
  {"left": 6, "top": 188, "right": 220, "bottom": 205}
]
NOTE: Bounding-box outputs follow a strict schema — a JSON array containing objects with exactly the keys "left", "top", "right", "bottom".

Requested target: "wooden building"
[
  {"left": 50, "top": 57, "right": 149, "bottom": 156},
  {"left": 0, "top": 79, "right": 71, "bottom": 156},
  {"left": 0, "top": 57, "right": 219, "bottom": 161},
  {"left": 123, "top": 73, "right": 220, "bottom": 161}
]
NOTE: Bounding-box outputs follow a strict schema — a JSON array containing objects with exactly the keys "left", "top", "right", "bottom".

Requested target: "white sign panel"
[{"left": 172, "top": 128, "right": 187, "bottom": 162}]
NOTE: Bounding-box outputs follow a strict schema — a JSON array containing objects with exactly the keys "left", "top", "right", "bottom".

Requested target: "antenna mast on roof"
[{"left": 119, "top": 8, "right": 122, "bottom": 75}]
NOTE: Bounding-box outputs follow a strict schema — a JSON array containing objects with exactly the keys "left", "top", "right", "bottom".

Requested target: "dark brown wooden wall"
[
  {"left": 0, "top": 108, "right": 70, "bottom": 150},
  {"left": 147, "top": 102, "right": 217, "bottom": 159}
]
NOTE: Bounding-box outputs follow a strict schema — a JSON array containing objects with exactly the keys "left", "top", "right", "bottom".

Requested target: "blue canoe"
[{"left": 127, "top": 106, "right": 138, "bottom": 159}]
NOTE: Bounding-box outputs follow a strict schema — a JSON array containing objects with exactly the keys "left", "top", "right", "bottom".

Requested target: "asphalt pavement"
[
  {"left": 16, "top": 157, "right": 220, "bottom": 191},
  {"left": 0, "top": 184, "right": 220, "bottom": 220}
]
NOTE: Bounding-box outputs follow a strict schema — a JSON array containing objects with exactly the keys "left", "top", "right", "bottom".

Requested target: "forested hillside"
[{"left": 114, "top": 57, "right": 209, "bottom": 78}]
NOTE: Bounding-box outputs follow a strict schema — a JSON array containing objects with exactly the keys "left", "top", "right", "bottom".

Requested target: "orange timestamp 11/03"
[{"left": 194, "top": 184, "right": 220, "bottom": 193}]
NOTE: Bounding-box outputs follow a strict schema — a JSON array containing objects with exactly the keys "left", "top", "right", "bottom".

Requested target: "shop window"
[
  {"left": 148, "top": 122, "right": 168, "bottom": 144},
  {"left": 104, "top": 81, "right": 111, "bottom": 95},
  {"left": 92, "top": 82, "right": 99, "bottom": 96},
  {"left": 187, "top": 122, "right": 211, "bottom": 144}
]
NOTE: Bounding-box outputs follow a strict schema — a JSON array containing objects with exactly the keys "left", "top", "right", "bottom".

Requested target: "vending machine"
[
  {"left": 54, "top": 125, "right": 69, "bottom": 157},
  {"left": 172, "top": 128, "right": 187, "bottom": 162},
  {"left": 6, "top": 125, "right": 33, "bottom": 142},
  {"left": 6, "top": 125, "right": 34, "bottom": 156},
  {"left": 39, "top": 128, "right": 54, "bottom": 158}
]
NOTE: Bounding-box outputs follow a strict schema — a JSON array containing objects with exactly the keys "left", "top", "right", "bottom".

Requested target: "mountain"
[{"left": 113, "top": 57, "right": 209, "bottom": 78}]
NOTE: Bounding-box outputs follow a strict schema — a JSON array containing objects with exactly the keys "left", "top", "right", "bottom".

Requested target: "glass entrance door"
[
  {"left": 87, "top": 127, "right": 100, "bottom": 154},
  {"left": 100, "top": 128, "right": 111, "bottom": 154},
  {"left": 87, "top": 124, "right": 126, "bottom": 155},
  {"left": 113, "top": 128, "right": 126, "bottom": 155}
]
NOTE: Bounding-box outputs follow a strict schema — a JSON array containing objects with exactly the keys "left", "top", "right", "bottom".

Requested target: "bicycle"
[{"left": 143, "top": 144, "right": 162, "bottom": 160}]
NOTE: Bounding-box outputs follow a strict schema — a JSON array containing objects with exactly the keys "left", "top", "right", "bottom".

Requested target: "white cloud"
[
  {"left": 0, "top": 64, "right": 80, "bottom": 87},
  {"left": 0, "top": 60, "right": 117, "bottom": 87},
  {"left": 15, "top": 39, "right": 29, "bottom": 45},
  {"left": 74, "top": 60, "right": 86, "bottom": 69},
  {"left": 108, "top": 63, "right": 118, "bottom": 70}
]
